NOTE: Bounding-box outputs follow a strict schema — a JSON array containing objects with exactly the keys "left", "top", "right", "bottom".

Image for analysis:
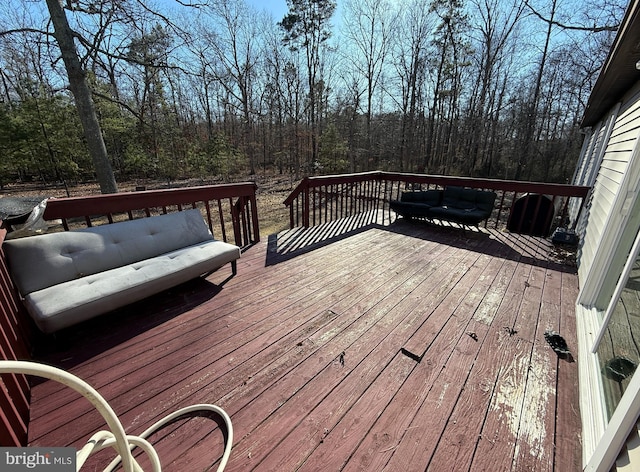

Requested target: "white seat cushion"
[{"left": 24, "top": 240, "right": 240, "bottom": 333}]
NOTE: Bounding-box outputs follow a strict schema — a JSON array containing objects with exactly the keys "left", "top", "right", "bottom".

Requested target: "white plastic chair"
[{"left": 0, "top": 360, "right": 233, "bottom": 472}]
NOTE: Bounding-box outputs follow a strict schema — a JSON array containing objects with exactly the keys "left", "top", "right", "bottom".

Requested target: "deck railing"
[
  {"left": 0, "top": 225, "right": 32, "bottom": 447},
  {"left": 43, "top": 182, "right": 260, "bottom": 248},
  {"left": 284, "top": 171, "right": 590, "bottom": 234}
]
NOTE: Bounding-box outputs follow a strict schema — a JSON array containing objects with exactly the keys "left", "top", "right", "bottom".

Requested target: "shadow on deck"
[{"left": 267, "top": 211, "right": 574, "bottom": 273}]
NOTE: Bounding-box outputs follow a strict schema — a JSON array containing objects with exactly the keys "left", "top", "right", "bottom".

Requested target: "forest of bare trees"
[{"left": 0, "top": 0, "right": 627, "bottom": 192}]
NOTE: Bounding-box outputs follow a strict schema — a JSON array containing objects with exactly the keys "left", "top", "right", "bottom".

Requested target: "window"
[
  {"left": 596, "top": 246, "right": 640, "bottom": 419},
  {"left": 586, "top": 200, "right": 640, "bottom": 471}
]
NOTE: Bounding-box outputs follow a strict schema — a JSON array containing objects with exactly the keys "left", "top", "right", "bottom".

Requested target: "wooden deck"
[{"left": 26, "top": 215, "right": 581, "bottom": 471}]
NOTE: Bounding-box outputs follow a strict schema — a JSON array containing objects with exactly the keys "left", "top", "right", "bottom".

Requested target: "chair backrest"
[
  {"left": 0, "top": 360, "right": 233, "bottom": 472},
  {"left": 443, "top": 187, "right": 497, "bottom": 214},
  {"left": 400, "top": 190, "right": 442, "bottom": 206},
  {"left": 0, "top": 360, "right": 140, "bottom": 472}
]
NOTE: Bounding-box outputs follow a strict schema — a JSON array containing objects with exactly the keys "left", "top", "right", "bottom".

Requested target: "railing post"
[
  {"left": 289, "top": 203, "right": 295, "bottom": 229},
  {"left": 303, "top": 179, "right": 310, "bottom": 228},
  {"left": 231, "top": 197, "right": 242, "bottom": 247},
  {"left": 249, "top": 185, "right": 260, "bottom": 243}
]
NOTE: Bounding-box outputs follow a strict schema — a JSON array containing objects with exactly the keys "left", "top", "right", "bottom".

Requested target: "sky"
[
  {"left": 243, "top": 0, "right": 344, "bottom": 33},
  {"left": 245, "top": 0, "right": 289, "bottom": 21}
]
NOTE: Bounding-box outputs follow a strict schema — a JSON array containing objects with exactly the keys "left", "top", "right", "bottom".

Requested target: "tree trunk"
[
  {"left": 515, "top": 0, "right": 555, "bottom": 181},
  {"left": 45, "top": 0, "right": 118, "bottom": 193}
]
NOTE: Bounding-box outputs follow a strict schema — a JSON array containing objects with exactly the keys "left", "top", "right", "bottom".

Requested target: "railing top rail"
[
  {"left": 282, "top": 172, "right": 385, "bottom": 205},
  {"left": 283, "top": 171, "right": 590, "bottom": 205},
  {"left": 283, "top": 178, "right": 309, "bottom": 206},
  {"left": 377, "top": 172, "right": 590, "bottom": 197},
  {"left": 43, "top": 182, "right": 257, "bottom": 220},
  {"left": 304, "top": 171, "right": 382, "bottom": 183}
]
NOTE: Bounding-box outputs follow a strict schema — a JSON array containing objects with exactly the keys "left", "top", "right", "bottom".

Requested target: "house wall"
[
  {"left": 576, "top": 81, "right": 640, "bottom": 308},
  {"left": 573, "top": 103, "right": 619, "bottom": 190},
  {"left": 574, "top": 79, "right": 640, "bottom": 470}
]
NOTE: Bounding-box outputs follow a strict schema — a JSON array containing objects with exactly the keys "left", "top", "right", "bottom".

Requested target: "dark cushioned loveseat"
[{"left": 390, "top": 186, "right": 497, "bottom": 226}]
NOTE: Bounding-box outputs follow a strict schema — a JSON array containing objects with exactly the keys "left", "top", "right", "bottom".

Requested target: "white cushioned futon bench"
[{"left": 3, "top": 209, "right": 240, "bottom": 333}]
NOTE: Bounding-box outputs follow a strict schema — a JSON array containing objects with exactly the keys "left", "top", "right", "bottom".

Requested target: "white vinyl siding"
[
  {"left": 574, "top": 124, "right": 601, "bottom": 185},
  {"left": 576, "top": 107, "right": 619, "bottom": 188},
  {"left": 578, "top": 84, "right": 640, "bottom": 306},
  {"left": 571, "top": 125, "right": 600, "bottom": 226},
  {"left": 573, "top": 107, "right": 619, "bottom": 241}
]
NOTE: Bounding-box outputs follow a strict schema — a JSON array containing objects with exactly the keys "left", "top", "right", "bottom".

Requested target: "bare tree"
[
  {"left": 199, "top": 0, "right": 265, "bottom": 175},
  {"left": 392, "top": 0, "right": 435, "bottom": 172},
  {"left": 513, "top": 0, "right": 625, "bottom": 180},
  {"left": 280, "top": 0, "right": 336, "bottom": 174},
  {"left": 465, "top": 0, "right": 526, "bottom": 176},
  {"left": 524, "top": 0, "right": 620, "bottom": 33},
  {"left": 45, "top": 0, "right": 117, "bottom": 193},
  {"left": 425, "top": 0, "right": 470, "bottom": 173},
  {"left": 341, "top": 0, "right": 397, "bottom": 168}
]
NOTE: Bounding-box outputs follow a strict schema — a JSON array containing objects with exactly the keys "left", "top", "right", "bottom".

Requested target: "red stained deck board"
[
  {"left": 297, "top": 352, "right": 418, "bottom": 471},
  {"left": 344, "top": 318, "right": 490, "bottom": 472},
  {"left": 30, "top": 229, "right": 421, "bottom": 444},
  {"left": 227, "top": 241, "right": 489, "bottom": 469},
  {"left": 511, "top": 266, "right": 563, "bottom": 472},
  {"left": 401, "top": 246, "right": 507, "bottom": 361},
  {"left": 144, "top": 232, "right": 454, "bottom": 469},
  {"left": 469, "top": 335, "right": 533, "bottom": 471},
  {"left": 224, "top": 244, "right": 480, "bottom": 471},
  {"left": 425, "top": 259, "right": 538, "bottom": 471},
  {"left": 374, "top": 252, "right": 511, "bottom": 471},
  {"left": 349, "top": 248, "right": 519, "bottom": 471},
  {"left": 276, "top": 253, "right": 496, "bottom": 470},
  {"left": 386, "top": 319, "right": 492, "bottom": 472},
  {"left": 554, "top": 271, "right": 582, "bottom": 472},
  {"left": 469, "top": 263, "right": 557, "bottom": 471},
  {"left": 512, "top": 264, "right": 547, "bottom": 342},
  {"left": 24, "top": 219, "right": 582, "bottom": 472}
]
